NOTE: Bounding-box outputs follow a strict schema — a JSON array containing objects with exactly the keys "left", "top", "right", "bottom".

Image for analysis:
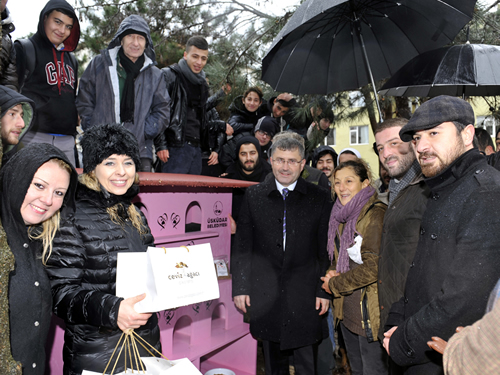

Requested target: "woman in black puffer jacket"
[
  {"left": 228, "top": 86, "right": 263, "bottom": 135},
  {"left": 46, "top": 124, "right": 160, "bottom": 375}
]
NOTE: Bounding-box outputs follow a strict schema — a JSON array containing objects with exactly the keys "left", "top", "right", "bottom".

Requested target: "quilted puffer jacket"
[{"left": 45, "top": 182, "right": 160, "bottom": 375}]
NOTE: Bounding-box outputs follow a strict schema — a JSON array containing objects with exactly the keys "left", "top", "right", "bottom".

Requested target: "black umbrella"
[
  {"left": 262, "top": 0, "right": 476, "bottom": 121},
  {"left": 379, "top": 43, "right": 500, "bottom": 98}
]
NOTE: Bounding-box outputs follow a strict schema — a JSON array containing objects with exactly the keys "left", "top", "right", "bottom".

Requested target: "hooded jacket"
[
  {"left": 14, "top": 0, "right": 80, "bottom": 135},
  {"left": 0, "top": 143, "right": 77, "bottom": 375},
  {"left": 1, "top": 7, "right": 19, "bottom": 91},
  {"left": 224, "top": 136, "right": 271, "bottom": 222},
  {"left": 76, "top": 15, "right": 170, "bottom": 160},
  {"left": 228, "top": 95, "right": 261, "bottom": 135},
  {"left": 45, "top": 181, "right": 160, "bottom": 375},
  {"left": 0, "top": 85, "right": 36, "bottom": 163},
  {"left": 312, "top": 145, "right": 338, "bottom": 169}
]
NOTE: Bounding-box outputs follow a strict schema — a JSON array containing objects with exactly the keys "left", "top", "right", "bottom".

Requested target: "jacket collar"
[
  {"left": 263, "top": 173, "right": 308, "bottom": 198},
  {"left": 425, "top": 148, "right": 484, "bottom": 192}
]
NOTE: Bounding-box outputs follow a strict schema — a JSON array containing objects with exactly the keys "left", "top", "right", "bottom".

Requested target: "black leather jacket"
[
  {"left": 154, "top": 63, "right": 211, "bottom": 152},
  {"left": 0, "top": 8, "right": 19, "bottom": 91}
]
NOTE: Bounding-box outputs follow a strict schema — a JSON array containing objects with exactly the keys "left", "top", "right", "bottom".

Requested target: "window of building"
[
  {"left": 323, "top": 128, "right": 336, "bottom": 146},
  {"left": 477, "top": 116, "right": 498, "bottom": 137},
  {"left": 350, "top": 125, "right": 369, "bottom": 145}
]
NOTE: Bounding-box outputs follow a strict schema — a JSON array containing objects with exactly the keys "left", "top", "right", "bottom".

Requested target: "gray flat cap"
[{"left": 399, "top": 96, "right": 475, "bottom": 142}]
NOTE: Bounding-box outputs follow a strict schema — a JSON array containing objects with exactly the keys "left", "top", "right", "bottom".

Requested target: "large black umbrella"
[
  {"left": 262, "top": 0, "right": 476, "bottom": 121},
  {"left": 379, "top": 43, "right": 500, "bottom": 98}
]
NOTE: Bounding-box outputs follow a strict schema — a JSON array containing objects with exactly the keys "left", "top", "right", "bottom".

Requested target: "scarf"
[
  {"left": 327, "top": 186, "right": 375, "bottom": 273},
  {"left": 178, "top": 57, "right": 206, "bottom": 85},
  {"left": 118, "top": 47, "right": 145, "bottom": 123}
]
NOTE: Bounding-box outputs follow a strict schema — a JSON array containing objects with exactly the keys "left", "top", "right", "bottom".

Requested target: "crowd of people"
[{"left": 2, "top": 1, "right": 500, "bottom": 375}]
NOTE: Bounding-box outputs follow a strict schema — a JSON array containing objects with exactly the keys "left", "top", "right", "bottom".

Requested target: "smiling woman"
[
  {"left": 0, "top": 143, "right": 77, "bottom": 375},
  {"left": 321, "top": 158, "right": 388, "bottom": 375},
  {"left": 45, "top": 124, "right": 161, "bottom": 375}
]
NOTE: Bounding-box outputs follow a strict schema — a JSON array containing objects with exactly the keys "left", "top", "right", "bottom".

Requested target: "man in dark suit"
[{"left": 232, "top": 136, "right": 332, "bottom": 374}]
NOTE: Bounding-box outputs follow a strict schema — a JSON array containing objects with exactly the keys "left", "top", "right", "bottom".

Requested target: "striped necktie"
[{"left": 282, "top": 188, "right": 289, "bottom": 249}]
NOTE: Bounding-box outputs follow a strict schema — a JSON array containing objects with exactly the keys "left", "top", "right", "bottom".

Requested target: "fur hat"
[{"left": 81, "top": 124, "right": 141, "bottom": 173}]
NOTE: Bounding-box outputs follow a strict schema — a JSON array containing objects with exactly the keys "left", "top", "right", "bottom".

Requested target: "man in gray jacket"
[{"left": 76, "top": 15, "right": 170, "bottom": 171}]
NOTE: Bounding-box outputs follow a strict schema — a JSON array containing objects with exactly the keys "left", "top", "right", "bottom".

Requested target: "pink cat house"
[{"left": 46, "top": 173, "right": 257, "bottom": 375}]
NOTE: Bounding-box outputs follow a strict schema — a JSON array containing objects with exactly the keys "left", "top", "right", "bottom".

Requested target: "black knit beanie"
[{"left": 81, "top": 124, "right": 141, "bottom": 173}]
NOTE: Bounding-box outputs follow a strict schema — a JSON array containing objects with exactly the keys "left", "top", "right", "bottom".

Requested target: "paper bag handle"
[{"left": 102, "top": 329, "right": 172, "bottom": 374}]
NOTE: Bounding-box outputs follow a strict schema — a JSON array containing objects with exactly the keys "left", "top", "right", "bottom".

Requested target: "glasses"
[
  {"left": 272, "top": 158, "right": 303, "bottom": 167},
  {"left": 256, "top": 130, "right": 271, "bottom": 138}
]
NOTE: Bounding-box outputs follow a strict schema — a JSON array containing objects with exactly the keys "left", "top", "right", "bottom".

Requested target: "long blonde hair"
[
  {"left": 79, "top": 172, "right": 147, "bottom": 235},
  {"left": 28, "top": 159, "right": 72, "bottom": 265}
]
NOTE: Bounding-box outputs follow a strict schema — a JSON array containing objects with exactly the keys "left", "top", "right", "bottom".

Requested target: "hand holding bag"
[{"left": 116, "top": 244, "right": 220, "bottom": 313}]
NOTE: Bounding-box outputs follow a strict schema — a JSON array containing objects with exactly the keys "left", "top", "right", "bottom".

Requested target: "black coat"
[
  {"left": 228, "top": 95, "right": 261, "bottom": 135},
  {"left": 0, "top": 144, "right": 78, "bottom": 375},
  {"left": 378, "top": 171, "right": 430, "bottom": 340},
  {"left": 232, "top": 174, "right": 332, "bottom": 350},
  {"left": 388, "top": 149, "right": 500, "bottom": 374},
  {"left": 46, "top": 183, "right": 160, "bottom": 375}
]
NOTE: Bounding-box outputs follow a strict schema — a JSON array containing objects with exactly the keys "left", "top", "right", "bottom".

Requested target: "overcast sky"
[{"left": 7, "top": 0, "right": 497, "bottom": 40}]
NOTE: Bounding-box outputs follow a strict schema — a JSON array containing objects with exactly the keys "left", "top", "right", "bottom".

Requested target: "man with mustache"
[
  {"left": 312, "top": 145, "right": 338, "bottom": 180},
  {"left": 224, "top": 136, "right": 271, "bottom": 183},
  {"left": 374, "top": 117, "right": 430, "bottom": 374},
  {"left": 232, "top": 136, "right": 332, "bottom": 374},
  {"left": 382, "top": 96, "right": 500, "bottom": 374}
]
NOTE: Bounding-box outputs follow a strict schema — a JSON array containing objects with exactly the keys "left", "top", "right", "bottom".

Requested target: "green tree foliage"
[{"left": 75, "top": 0, "right": 294, "bottom": 119}]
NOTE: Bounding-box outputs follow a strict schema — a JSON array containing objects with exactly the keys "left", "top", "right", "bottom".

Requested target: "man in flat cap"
[{"left": 382, "top": 95, "right": 500, "bottom": 374}]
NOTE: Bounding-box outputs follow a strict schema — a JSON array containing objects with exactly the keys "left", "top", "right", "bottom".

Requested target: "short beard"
[
  {"left": 419, "top": 137, "right": 466, "bottom": 178},
  {"left": 240, "top": 159, "right": 257, "bottom": 172},
  {"left": 321, "top": 168, "right": 332, "bottom": 178},
  {"left": 385, "top": 152, "right": 415, "bottom": 179}
]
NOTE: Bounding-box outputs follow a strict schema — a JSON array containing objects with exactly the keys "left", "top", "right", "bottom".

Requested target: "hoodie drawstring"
[{"left": 51, "top": 49, "right": 69, "bottom": 95}]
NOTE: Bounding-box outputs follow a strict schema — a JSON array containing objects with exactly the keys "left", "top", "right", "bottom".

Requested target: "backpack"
[{"left": 15, "top": 38, "right": 78, "bottom": 90}]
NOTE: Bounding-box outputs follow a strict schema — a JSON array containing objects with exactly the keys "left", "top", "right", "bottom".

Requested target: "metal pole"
[{"left": 355, "top": 20, "right": 384, "bottom": 123}]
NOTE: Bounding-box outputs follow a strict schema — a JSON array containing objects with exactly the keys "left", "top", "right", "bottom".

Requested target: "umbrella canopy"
[
  {"left": 262, "top": 0, "right": 476, "bottom": 96},
  {"left": 379, "top": 43, "right": 500, "bottom": 98}
]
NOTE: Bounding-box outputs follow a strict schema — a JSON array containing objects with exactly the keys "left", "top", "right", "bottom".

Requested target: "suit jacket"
[{"left": 232, "top": 174, "right": 332, "bottom": 350}]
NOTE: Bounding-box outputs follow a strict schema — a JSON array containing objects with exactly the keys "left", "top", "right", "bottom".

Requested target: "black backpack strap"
[{"left": 15, "top": 38, "right": 36, "bottom": 90}]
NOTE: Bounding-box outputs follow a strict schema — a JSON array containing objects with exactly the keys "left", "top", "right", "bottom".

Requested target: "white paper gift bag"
[
  {"left": 82, "top": 329, "right": 202, "bottom": 375},
  {"left": 82, "top": 357, "right": 202, "bottom": 375},
  {"left": 116, "top": 244, "right": 219, "bottom": 313}
]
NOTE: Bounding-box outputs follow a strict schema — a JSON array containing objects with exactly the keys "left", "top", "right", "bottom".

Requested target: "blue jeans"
[{"left": 161, "top": 143, "right": 202, "bottom": 175}]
